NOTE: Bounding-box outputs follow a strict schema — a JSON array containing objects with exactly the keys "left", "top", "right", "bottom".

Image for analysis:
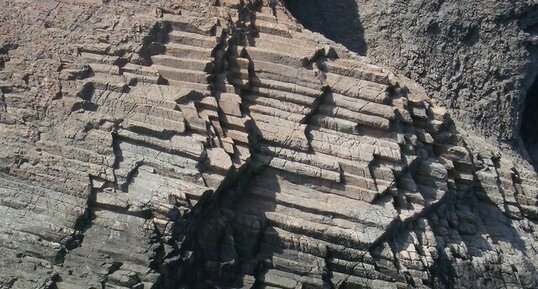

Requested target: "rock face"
[
  {"left": 285, "top": 0, "right": 538, "bottom": 144},
  {"left": 0, "top": 1, "right": 537, "bottom": 289}
]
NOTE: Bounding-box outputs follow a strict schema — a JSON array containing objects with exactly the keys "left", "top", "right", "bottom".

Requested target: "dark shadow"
[
  {"left": 419, "top": 184, "right": 535, "bottom": 288},
  {"left": 283, "top": 0, "right": 367, "bottom": 55},
  {"left": 519, "top": 6, "right": 538, "bottom": 35},
  {"left": 138, "top": 21, "right": 169, "bottom": 64},
  {"left": 521, "top": 76, "right": 538, "bottom": 169},
  {"left": 0, "top": 43, "right": 17, "bottom": 70}
]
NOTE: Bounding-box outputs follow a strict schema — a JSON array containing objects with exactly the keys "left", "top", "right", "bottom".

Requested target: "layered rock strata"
[
  {"left": 0, "top": 1, "right": 537, "bottom": 289},
  {"left": 285, "top": 0, "right": 538, "bottom": 145}
]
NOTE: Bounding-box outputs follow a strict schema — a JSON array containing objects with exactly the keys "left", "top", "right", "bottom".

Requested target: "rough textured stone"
[
  {"left": 0, "top": 1, "right": 537, "bottom": 289},
  {"left": 285, "top": 0, "right": 538, "bottom": 145}
]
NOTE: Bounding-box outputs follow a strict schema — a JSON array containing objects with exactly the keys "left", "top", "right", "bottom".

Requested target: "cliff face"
[
  {"left": 285, "top": 0, "right": 538, "bottom": 145},
  {"left": 0, "top": 1, "right": 537, "bottom": 289}
]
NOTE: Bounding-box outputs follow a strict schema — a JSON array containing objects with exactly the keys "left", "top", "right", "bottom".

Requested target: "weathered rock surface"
[
  {"left": 285, "top": 0, "right": 538, "bottom": 145},
  {"left": 0, "top": 1, "right": 536, "bottom": 289}
]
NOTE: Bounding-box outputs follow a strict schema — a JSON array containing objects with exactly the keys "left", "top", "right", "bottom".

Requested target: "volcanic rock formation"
[{"left": 0, "top": 1, "right": 537, "bottom": 289}]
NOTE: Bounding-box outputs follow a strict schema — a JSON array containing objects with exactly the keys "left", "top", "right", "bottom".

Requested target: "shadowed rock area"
[
  {"left": 0, "top": 1, "right": 537, "bottom": 289},
  {"left": 283, "top": 0, "right": 367, "bottom": 55},
  {"left": 521, "top": 76, "right": 538, "bottom": 168}
]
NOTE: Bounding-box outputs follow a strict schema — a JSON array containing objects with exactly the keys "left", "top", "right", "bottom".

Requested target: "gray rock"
[{"left": 0, "top": 1, "right": 536, "bottom": 289}]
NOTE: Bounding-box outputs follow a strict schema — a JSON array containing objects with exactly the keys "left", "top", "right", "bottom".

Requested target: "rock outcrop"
[
  {"left": 285, "top": 0, "right": 538, "bottom": 145},
  {"left": 0, "top": 1, "right": 537, "bottom": 289}
]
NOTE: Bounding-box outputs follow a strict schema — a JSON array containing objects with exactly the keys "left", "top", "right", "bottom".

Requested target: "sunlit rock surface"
[{"left": 0, "top": 1, "right": 536, "bottom": 288}]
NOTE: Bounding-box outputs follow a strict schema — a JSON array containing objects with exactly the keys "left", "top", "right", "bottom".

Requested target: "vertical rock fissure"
[
  {"left": 0, "top": 89, "right": 6, "bottom": 113},
  {"left": 520, "top": 76, "right": 538, "bottom": 168}
]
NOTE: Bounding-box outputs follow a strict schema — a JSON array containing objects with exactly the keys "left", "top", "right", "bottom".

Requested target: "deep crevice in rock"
[{"left": 521, "top": 76, "right": 538, "bottom": 167}]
